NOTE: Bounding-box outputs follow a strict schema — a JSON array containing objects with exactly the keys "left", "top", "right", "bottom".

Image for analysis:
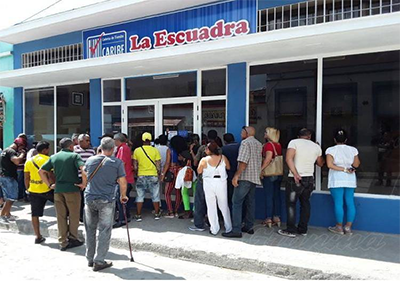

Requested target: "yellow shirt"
[
  {"left": 133, "top": 146, "right": 161, "bottom": 176},
  {"left": 24, "top": 154, "right": 51, "bottom": 193}
]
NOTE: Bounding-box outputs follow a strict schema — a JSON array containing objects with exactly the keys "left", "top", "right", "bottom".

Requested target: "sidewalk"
[{"left": 1, "top": 201, "right": 399, "bottom": 280}]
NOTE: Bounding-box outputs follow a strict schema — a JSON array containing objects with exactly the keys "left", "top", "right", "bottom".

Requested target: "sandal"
[
  {"left": 262, "top": 218, "right": 273, "bottom": 228},
  {"left": 273, "top": 217, "right": 281, "bottom": 228}
]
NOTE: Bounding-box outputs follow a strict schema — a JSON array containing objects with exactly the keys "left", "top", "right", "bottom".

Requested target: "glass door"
[{"left": 123, "top": 98, "right": 198, "bottom": 144}]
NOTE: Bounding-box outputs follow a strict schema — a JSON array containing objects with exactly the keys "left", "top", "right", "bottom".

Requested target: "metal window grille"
[
  {"left": 21, "top": 43, "right": 83, "bottom": 68},
  {"left": 257, "top": 0, "right": 400, "bottom": 33}
]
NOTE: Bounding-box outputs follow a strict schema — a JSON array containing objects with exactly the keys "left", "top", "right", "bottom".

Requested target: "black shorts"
[{"left": 30, "top": 191, "right": 54, "bottom": 217}]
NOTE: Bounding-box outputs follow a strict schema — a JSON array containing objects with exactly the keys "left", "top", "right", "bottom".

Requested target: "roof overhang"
[
  {"left": 0, "top": 13, "right": 399, "bottom": 88},
  {"left": 0, "top": 0, "right": 220, "bottom": 44}
]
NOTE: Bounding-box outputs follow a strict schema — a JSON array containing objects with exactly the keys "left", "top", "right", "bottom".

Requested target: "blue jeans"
[
  {"left": 85, "top": 199, "right": 115, "bottom": 264},
  {"left": 330, "top": 188, "right": 356, "bottom": 224},
  {"left": 0, "top": 176, "right": 19, "bottom": 201},
  {"left": 194, "top": 177, "right": 207, "bottom": 228},
  {"left": 116, "top": 184, "right": 133, "bottom": 223},
  {"left": 262, "top": 176, "right": 282, "bottom": 219},
  {"left": 232, "top": 180, "right": 256, "bottom": 233}
]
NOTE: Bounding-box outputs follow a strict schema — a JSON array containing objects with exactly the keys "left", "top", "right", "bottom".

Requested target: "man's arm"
[
  {"left": 39, "top": 169, "right": 54, "bottom": 189},
  {"left": 155, "top": 160, "right": 161, "bottom": 175},
  {"left": 316, "top": 156, "right": 325, "bottom": 167},
  {"left": 24, "top": 172, "right": 30, "bottom": 191},
  {"left": 232, "top": 162, "right": 247, "bottom": 187},
  {"left": 117, "top": 176, "right": 128, "bottom": 203},
  {"left": 286, "top": 148, "right": 301, "bottom": 184},
  {"left": 75, "top": 166, "right": 88, "bottom": 190},
  {"left": 133, "top": 159, "right": 138, "bottom": 175},
  {"left": 10, "top": 153, "right": 26, "bottom": 165}
]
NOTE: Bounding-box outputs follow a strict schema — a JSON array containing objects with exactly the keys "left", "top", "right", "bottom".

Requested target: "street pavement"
[
  {"left": 1, "top": 201, "right": 400, "bottom": 280},
  {"left": 0, "top": 230, "right": 283, "bottom": 280}
]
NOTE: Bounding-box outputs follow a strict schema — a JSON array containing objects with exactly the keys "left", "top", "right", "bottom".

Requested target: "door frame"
[{"left": 122, "top": 96, "right": 199, "bottom": 139}]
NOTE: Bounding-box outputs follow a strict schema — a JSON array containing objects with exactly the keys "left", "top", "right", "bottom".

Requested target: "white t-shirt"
[
  {"left": 287, "top": 139, "right": 322, "bottom": 177},
  {"left": 157, "top": 145, "right": 169, "bottom": 171},
  {"left": 326, "top": 144, "right": 358, "bottom": 188}
]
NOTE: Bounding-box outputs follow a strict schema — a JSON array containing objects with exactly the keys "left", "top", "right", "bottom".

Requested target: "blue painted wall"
[
  {"left": 227, "top": 62, "right": 247, "bottom": 142},
  {"left": 258, "top": 0, "right": 303, "bottom": 10},
  {"left": 0, "top": 43, "right": 14, "bottom": 147},
  {"left": 13, "top": 31, "right": 82, "bottom": 70},
  {"left": 255, "top": 189, "right": 400, "bottom": 234},
  {"left": 89, "top": 79, "right": 102, "bottom": 147}
]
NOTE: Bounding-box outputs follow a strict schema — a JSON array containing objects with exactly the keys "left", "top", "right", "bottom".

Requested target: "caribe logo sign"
[{"left": 86, "top": 19, "right": 249, "bottom": 58}]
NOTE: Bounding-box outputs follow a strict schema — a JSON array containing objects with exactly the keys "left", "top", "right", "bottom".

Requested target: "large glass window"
[
  {"left": 25, "top": 87, "right": 55, "bottom": 153},
  {"left": 103, "top": 106, "right": 121, "bottom": 134},
  {"left": 202, "top": 69, "right": 226, "bottom": 96},
  {"left": 103, "top": 79, "right": 121, "bottom": 102},
  {"left": 250, "top": 60, "right": 317, "bottom": 184},
  {"left": 56, "top": 83, "right": 90, "bottom": 149},
  {"left": 322, "top": 51, "right": 400, "bottom": 196},
  {"left": 163, "top": 103, "right": 194, "bottom": 138},
  {"left": 126, "top": 72, "right": 196, "bottom": 100}
]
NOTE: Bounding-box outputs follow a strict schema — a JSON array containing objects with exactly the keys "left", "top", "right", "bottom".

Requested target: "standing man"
[
  {"left": 0, "top": 139, "right": 27, "bottom": 223},
  {"left": 223, "top": 126, "right": 262, "bottom": 238},
  {"left": 278, "top": 128, "right": 325, "bottom": 238},
  {"left": 74, "top": 134, "right": 96, "bottom": 222},
  {"left": 84, "top": 137, "right": 128, "bottom": 272},
  {"left": 71, "top": 133, "right": 79, "bottom": 146},
  {"left": 39, "top": 138, "right": 86, "bottom": 251},
  {"left": 16, "top": 135, "right": 28, "bottom": 202},
  {"left": 24, "top": 141, "right": 54, "bottom": 244},
  {"left": 113, "top": 133, "right": 134, "bottom": 227},
  {"left": 133, "top": 132, "right": 162, "bottom": 221},
  {"left": 222, "top": 133, "right": 240, "bottom": 212}
]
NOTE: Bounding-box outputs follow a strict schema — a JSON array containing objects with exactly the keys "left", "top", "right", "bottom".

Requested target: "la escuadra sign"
[{"left": 83, "top": 0, "right": 256, "bottom": 59}]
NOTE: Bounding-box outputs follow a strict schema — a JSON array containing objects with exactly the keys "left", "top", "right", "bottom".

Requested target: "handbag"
[
  {"left": 164, "top": 170, "right": 174, "bottom": 182},
  {"left": 262, "top": 142, "right": 283, "bottom": 177},
  {"left": 184, "top": 160, "right": 193, "bottom": 182}
]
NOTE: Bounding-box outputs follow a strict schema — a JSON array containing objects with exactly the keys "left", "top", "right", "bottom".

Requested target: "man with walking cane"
[{"left": 80, "top": 137, "right": 128, "bottom": 272}]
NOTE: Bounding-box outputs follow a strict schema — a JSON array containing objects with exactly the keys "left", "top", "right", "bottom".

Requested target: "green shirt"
[{"left": 41, "top": 149, "right": 85, "bottom": 193}]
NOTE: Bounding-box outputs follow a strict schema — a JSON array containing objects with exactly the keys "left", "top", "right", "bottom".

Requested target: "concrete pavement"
[{"left": 1, "top": 201, "right": 399, "bottom": 280}]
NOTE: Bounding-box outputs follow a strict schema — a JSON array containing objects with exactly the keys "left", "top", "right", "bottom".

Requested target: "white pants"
[{"left": 203, "top": 178, "right": 232, "bottom": 235}]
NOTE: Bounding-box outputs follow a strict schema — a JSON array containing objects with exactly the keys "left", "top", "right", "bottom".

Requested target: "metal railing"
[
  {"left": 258, "top": 0, "right": 400, "bottom": 32},
  {"left": 22, "top": 43, "right": 83, "bottom": 68}
]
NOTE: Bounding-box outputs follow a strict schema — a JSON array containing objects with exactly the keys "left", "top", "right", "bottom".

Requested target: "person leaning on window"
[{"left": 326, "top": 129, "right": 360, "bottom": 236}]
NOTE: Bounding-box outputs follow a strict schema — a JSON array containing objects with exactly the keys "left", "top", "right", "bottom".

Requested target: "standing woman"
[
  {"left": 260, "top": 127, "right": 283, "bottom": 228},
  {"left": 326, "top": 129, "right": 360, "bottom": 235},
  {"left": 198, "top": 142, "right": 232, "bottom": 235}
]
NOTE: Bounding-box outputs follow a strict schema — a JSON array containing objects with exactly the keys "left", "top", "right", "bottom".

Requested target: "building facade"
[{"left": 0, "top": 0, "right": 399, "bottom": 233}]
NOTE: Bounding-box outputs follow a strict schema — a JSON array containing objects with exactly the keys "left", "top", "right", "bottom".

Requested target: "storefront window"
[
  {"left": 103, "top": 106, "right": 121, "bottom": 134},
  {"left": 202, "top": 100, "right": 226, "bottom": 137},
  {"left": 322, "top": 51, "right": 400, "bottom": 195},
  {"left": 24, "top": 87, "right": 55, "bottom": 153},
  {"left": 202, "top": 69, "right": 226, "bottom": 96},
  {"left": 250, "top": 60, "right": 317, "bottom": 184},
  {"left": 163, "top": 103, "right": 194, "bottom": 139},
  {"left": 56, "top": 83, "right": 90, "bottom": 150},
  {"left": 103, "top": 79, "right": 121, "bottom": 102},
  {"left": 126, "top": 72, "right": 196, "bottom": 100}
]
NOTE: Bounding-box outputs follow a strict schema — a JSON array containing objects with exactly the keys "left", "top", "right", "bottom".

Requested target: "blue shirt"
[
  {"left": 222, "top": 142, "right": 240, "bottom": 180},
  {"left": 84, "top": 155, "right": 126, "bottom": 203}
]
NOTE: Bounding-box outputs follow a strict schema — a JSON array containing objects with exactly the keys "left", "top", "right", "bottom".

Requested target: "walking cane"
[{"left": 122, "top": 203, "right": 134, "bottom": 262}]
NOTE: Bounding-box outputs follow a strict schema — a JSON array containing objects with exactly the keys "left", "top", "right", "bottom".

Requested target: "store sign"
[{"left": 83, "top": 0, "right": 256, "bottom": 59}]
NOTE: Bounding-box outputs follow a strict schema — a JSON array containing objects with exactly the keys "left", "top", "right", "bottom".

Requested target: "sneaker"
[
  {"left": 0, "top": 216, "right": 10, "bottom": 224},
  {"left": 35, "top": 236, "right": 46, "bottom": 244},
  {"left": 344, "top": 226, "right": 353, "bottom": 236},
  {"left": 188, "top": 225, "right": 205, "bottom": 232},
  {"left": 163, "top": 212, "right": 175, "bottom": 219},
  {"left": 135, "top": 215, "right": 142, "bottom": 222},
  {"left": 277, "top": 229, "right": 296, "bottom": 238},
  {"left": 6, "top": 215, "right": 17, "bottom": 221},
  {"left": 154, "top": 212, "right": 161, "bottom": 220},
  {"left": 93, "top": 261, "right": 113, "bottom": 272},
  {"left": 328, "top": 226, "right": 344, "bottom": 235}
]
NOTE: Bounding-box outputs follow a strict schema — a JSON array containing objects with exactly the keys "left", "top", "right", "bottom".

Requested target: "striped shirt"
[{"left": 74, "top": 145, "right": 95, "bottom": 177}]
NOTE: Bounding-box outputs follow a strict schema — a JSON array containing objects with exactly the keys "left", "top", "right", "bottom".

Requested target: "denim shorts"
[
  {"left": 0, "top": 176, "right": 19, "bottom": 201},
  {"left": 136, "top": 176, "right": 160, "bottom": 203}
]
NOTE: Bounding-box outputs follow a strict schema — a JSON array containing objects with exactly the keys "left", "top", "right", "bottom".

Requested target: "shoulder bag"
[{"left": 262, "top": 142, "right": 283, "bottom": 177}]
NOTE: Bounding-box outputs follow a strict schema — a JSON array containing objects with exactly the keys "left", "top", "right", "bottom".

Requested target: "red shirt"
[
  {"left": 116, "top": 143, "right": 134, "bottom": 184},
  {"left": 262, "top": 142, "right": 282, "bottom": 159}
]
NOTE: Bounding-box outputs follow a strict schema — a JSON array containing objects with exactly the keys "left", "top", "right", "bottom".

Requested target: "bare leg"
[
  {"left": 32, "top": 217, "right": 41, "bottom": 239},
  {"left": 0, "top": 201, "right": 13, "bottom": 217},
  {"left": 153, "top": 202, "right": 160, "bottom": 214},
  {"left": 136, "top": 202, "right": 143, "bottom": 215}
]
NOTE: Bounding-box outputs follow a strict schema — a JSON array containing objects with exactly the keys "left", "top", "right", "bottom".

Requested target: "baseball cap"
[
  {"left": 14, "top": 137, "right": 27, "bottom": 147},
  {"left": 142, "top": 132, "right": 152, "bottom": 142}
]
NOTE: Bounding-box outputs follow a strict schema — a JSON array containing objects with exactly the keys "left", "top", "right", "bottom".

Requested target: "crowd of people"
[{"left": 0, "top": 126, "right": 361, "bottom": 271}]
